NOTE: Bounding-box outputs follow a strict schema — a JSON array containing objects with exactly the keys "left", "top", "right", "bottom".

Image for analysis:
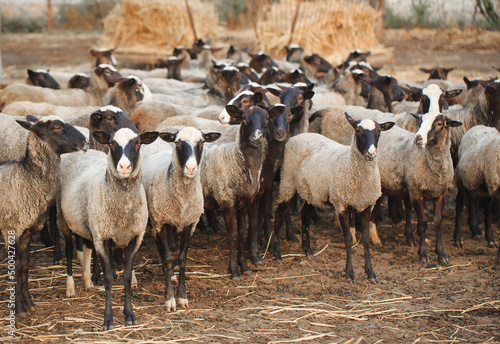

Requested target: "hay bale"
[
  {"left": 101, "top": 0, "right": 218, "bottom": 55},
  {"left": 256, "top": 0, "right": 390, "bottom": 65}
]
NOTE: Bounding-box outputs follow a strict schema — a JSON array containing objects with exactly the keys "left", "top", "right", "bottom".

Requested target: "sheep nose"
[
  {"left": 414, "top": 134, "right": 423, "bottom": 146},
  {"left": 253, "top": 129, "right": 263, "bottom": 141},
  {"left": 119, "top": 163, "right": 131, "bottom": 175},
  {"left": 275, "top": 129, "right": 286, "bottom": 141},
  {"left": 185, "top": 164, "right": 196, "bottom": 174}
]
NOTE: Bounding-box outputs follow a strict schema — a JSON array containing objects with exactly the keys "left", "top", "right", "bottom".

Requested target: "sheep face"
[
  {"left": 93, "top": 128, "right": 158, "bottom": 178},
  {"left": 269, "top": 104, "right": 304, "bottom": 142},
  {"left": 303, "top": 53, "right": 332, "bottom": 74},
  {"left": 345, "top": 112, "right": 395, "bottom": 161},
  {"left": 160, "top": 127, "right": 221, "bottom": 178},
  {"left": 413, "top": 113, "right": 462, "bottom": 148},
  {"left": 208, "top": 67, "right": 244, "bottom": 103},
  {"left": 420, "top": 66, "right": 454, "bottom": 80},
  {"left": 68, "top": 73, "right": 90, "bottom": 89},
  {"left": 16, "top": 115, "right": 88, "bottom": 155},
  {"left": 236, "top": 63, "right": 260, "bottom": 83},
  {"left": 371, "top": 75, "right": 405, "bottom": 106},
  {"left": 285, "top": 44, "right": 304, "bottom": 63},
  {"left": 27, "top": 69, "right": 60, "bottom": 89},
  {"left": 113, "top": 76, "right": 150, "bottom": 104},
  {"left": 249, "top": 53, "right": 275, "bottom": 74},
  {"left": 281, "top": 69, "right": 311, "bottom": 85},
  {"left": 219, "top": 90, "right": 265, "bottom": 124},
  {"left": 90, "top": 48, "right": 117, "bottom": 67},
  {"left": 94, "top": 64, "right": 123, "bottom": 88},
  {"left": 273, "top": 84, "right": 315, "bottom": 112},
  {"left": 90, "top": 106, "right": 138, "bottom": 134}
]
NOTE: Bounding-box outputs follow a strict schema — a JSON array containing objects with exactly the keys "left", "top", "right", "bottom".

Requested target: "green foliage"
[{"left": 1, "top": 16, "right": 46, "bottom": 33}]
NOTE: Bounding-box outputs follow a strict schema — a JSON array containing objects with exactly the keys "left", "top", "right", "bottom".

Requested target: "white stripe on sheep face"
[
  {"left": 422, "top": 84, "right": 444, "bottom": 114},
  {"left": 414, "top": 111, "right": 440, "bottom": 147},
  {"left": 219, "top": 90, "right": 255, "bottom": 124},
  {"left": 358, "top": 119, "right": 377, "bottom": 157},
  {"left": 112, "top": 128, "right": 139, "bottom": 178}
]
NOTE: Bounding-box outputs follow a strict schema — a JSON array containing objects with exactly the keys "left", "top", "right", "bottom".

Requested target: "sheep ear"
[
  {"left": 303, "top": 90, "right": 315, "bottom": 100},
  {"left": 420, "top": 67, "right": 432, "bottom": 74},
  {"left": 27, "top": 69, "right": 35, "bottom": 77},
  {"left": 444, "top": 117, "right": 462, "bottom": 128},
  {"left": 159, "top": 131, "right": 178, "bottom": 143},
  {"left": 202, "top": 132, "right": 221, "bottom": 143},
  {"left": 444, "top": 67, "right": 455, "bottom": 75},
  {"left": 92, "top": 131, "right": 111, "bottom": 144},
  {"left": 290, "top": 106, "right": 305, "bottom": 121},
  {"left": 140, "top": 131, "right": 159, "bottom": 145},
  {"left": 26, "top": 115, "right": 39, "bottom": 123},
  {"left": 379, "top": 122, "right": 395, "bottom": 131},
  {"left": 266, "top": 86, "right": 281, "bottom": 98},
  {"left": 345, "top": 112, "right": 359, "bottom": 129},
  {"left": 444, "top": 89, "right": 462, "bottom": 98},
  {"left": 16, "top": 120, "right": 34, "bottom": 131},
  {"left": 225, "top": 105, "right": 242, "bottom": 120},
  {"left": 268, "top": 104, "right": 286, "bottom": 119},
  {"left": 253, "top": 91, "right": 264, "bottom": 104}
]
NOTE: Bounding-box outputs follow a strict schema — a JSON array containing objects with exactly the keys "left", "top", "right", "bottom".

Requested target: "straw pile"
[
  {"left": 101, "top": 0, "right": 218, "bottom": 55},
  {"left": 255, "top": 0, "right": 389, "bottom": 65}
]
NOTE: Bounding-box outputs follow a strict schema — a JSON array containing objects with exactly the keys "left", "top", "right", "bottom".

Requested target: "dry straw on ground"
[
  {"left": 101, "top": 0, "right": 218, "bottom": 55},
  {"left": 255, "top": 0, "right": 389, "bottom": 64}
]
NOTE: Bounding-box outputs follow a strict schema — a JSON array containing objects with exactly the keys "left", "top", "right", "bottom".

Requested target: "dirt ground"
[{"left": 0, "top": 28, "right": 499, "bottom": 343}]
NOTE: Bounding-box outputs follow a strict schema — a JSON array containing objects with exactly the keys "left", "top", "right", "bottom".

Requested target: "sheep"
[
  {"left": 91, "top": 48, "right": 117, "bottom": 67},
  {"left": 376, "top": 111, "right": 462, "bottom": 263},
  {"left": 200, "top": 104, "right": 286, "bottom": 279},
  {"left": 284, "top": 44, "right": 304, "bottom": 64},
  {"left": 227, "top": 45, "right": 251, "bottom": 63},
  {"left": 420, "top": 66, "right": 455, "bottom": 80},
  {"left": 360, "top": 74, "right": 405, "bottom": 113},
  {"left": 0, "top": 115, "right": 88, "bottom": 317},
  {"left": 301, "top": 53, "right": 333, "bottom": 80},
  {"left": 248, "top": 52, "right": 277, "bottom": 73},
  {"left": 462, "top": 76, "right": 489, "bottom": 108},
  {"left": 338, "top": 49, "right": 371, "bottom": 70},
  {"left": 309, "top": 84, "right": 462, "bottom": 145},
  {"left": 156, "top": 56, "right": 184, "bottom": 80},
  {"left": 331, "top": 69, "right": 370, "bottom": 106},
  {"left": 57, "top": 128, "right": 159, "bottom": 330},
  {"left": 68, "top": 73, "right": 90, "bottom": 89},
  {"left": 26, "top": 69, "right": 60, "bottom": 89},
  {"left": 455, "top": 125, "right": 500, "bottom": 249},
  {"left": 0, "top": 64, "right": 122, "bottom": 107},
  {"left": 141, "top": 127, "right": 220, "bottom": 311},
  {"left": 274, "top": 113, "right": 394, "bottom": 282}
]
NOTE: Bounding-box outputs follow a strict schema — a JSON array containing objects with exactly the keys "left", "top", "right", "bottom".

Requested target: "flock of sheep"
[{"left": 0, "top": 39, "right": 499, "bottom": 331}]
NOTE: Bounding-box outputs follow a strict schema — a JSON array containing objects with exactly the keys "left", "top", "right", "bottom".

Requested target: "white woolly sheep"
[
  {"left": 274, "top": 113, "right": 394, "bottom": 282},
  {"left": 141, "top": 127, "right": 220, "bottom": 311},
  {"left": 0, "top": 115, "right": 88, "bottom": 317},
  {"left": 57, "top": 128, "right": 158, "bottom": 330}
]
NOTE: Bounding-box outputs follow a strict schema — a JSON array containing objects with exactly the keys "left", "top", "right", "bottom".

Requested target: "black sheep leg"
[
  {"left": 123, "top": 237, "right": 140, "bottom": 325},
  {"left": 359, "top": 207, "right": 378, "bottom": 283},
  {"left": 177, "top": 224, "right": 194, "bottom": 308},
  {"left": 96, "top": 240, "right": 115, "bottom": 331},
  {"left": 155, "top": 228, "right": 176, "bottom": 311},
  {"left": 338, "top": 211, "right": 355, "bottom": 282},
  {"left": 300, "top": 201, "right": 316, "bottom": 258}
]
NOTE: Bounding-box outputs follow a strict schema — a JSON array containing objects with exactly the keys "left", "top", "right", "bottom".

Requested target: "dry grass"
[
  {"left": 100, "top": 0, "right": 218, "bottom": 55},
  {"left": 254, "top": 0, "right": 390, "bottom": 64}
]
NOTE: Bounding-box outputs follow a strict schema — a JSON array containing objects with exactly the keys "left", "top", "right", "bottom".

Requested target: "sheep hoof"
[
  {"left": 454, "top": 240, "right": 463, "bottom": 248},
  {"left": 83, "top": 279, "right": 94, "bottom": 289},
  {"left": 103, "top": 324, "right": 113, "bottom": 331},
  {"left": 419, "top": 256, "right": 429, "bottom": 266},
  {"left": 472, "top": 234, "right": 483, "bottom": 240},
  {"left": 17, "top": 311, "right": 28, "bottom": 319},
  {"left": 368, "top": 276, "right": 379, "bottom": 284},
  {"left": 126, "top": 320, "right": 138, "bottom": 326},
  {"left": 66, "top": 276, "right": 76, "bottom": 298},
  {"left": 165, "top": 298, "right": 176, "bottom": 312},
  {"left": 438, "top": 256, "right": 450, "bottom": 266},
  {"left": 373, "top": 241, "right": 383, "bottom": 248},
  {"left": 54, "top": 260, "right": 62, "bottom": 266},
  {"left": 178, "top": 298, "right": 189, "bottom": 309},
  {"left": 488, "top": 241, "right": 497, "bottom": 248},
  {"left": 308, "top": 253, "right": 317, "bottom": 261}
]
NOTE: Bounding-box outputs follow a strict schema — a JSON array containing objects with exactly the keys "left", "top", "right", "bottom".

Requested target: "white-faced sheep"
[
  {"left": 274, "top": 113, "right": 394, "bottom": 282},
  {"left": 0, "top": 115, "right": 88, "bottom": 317},
  {"left": 376, "top": 111, "right": 462, "bottom": 264},
  {"left": 200, "top": 104, "right": 286, "bottom": 279},
  {"left": 57, "top": 128, "right": 158, "bottom": 330},
  {"left": 141, "top": 127, "right": 220, "bottom": 311}
]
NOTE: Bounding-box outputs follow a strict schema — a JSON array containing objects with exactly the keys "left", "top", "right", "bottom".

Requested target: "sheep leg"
[
  {"left": 82, "top": 245, "right": 94, "bottom": 289},
  {"left": 206, "top": 209, "right": 225, "bottom": 234},
  {"left": 262, "top": 190, "right": 273, "bottom": 247},
  {"left": 13, "top": 238, "right": 28, "bottom": 318},
  {"left": 65, "top": 233, "right": 75, "bottom": 297},
  {"left": 21, "top": 230, "right": 36, "bottom": 313},
  {"left": 466, "top": 189, "right": 482, "bottom": 239},
  {"left": 222, "top": 207, "right": 241, "bottom": 279},
  {"left": 48, "top": 205, "right": 62, "bottom": 264},
  {"left": 154, "top": 228, "right": 176, "bottom": 312},
  {"left": 403, "top": 196, "right": 415, "bottom": 246},
  {"left": 91, "top": 248, "right": 102, "bottom": 286},
  {"left": 113, "top": 247, "right": 125, "bottom": 266},
  {"left": 247, "top": 198, "right": 263, "bottom": 265},
  {"left": 454, "top": 183, "right": 466, "bottom": 248},
  {"left": 300, "top": 202, "right": 316, "bottom": 259},
  {"left": 273, "top": 201, "right": 290, "bottom": 261},
  {"left": 38, "top": 223, "right": 53, "bottom": 247},
  {"left": 96, "top": 241, "right": 115, "bottom": 331},
  {"left": 481, "top": 196, "right": 496, "bottom": 247},
  {"left": 237, "top": 208, "right": 251, "bottom": 274},
  {"left": 388, "top": 196, "right": 402, "bottom": 224},
  {"left": 338, "top": 211, "right": 355, "bottom": 283},
  {"left": 75, "top": 234, "right": 84, "bottom": 262},
  {"left": 371, "top": 197, "right": 384, "bottom": 224},
  {"left": 412, "top": 198, "right": 429, "bottom": 266},
  {"left": 178, "top": 225, "right": 194, "bottom": 309},
  {"left": 360, "top": 207, "right": 378, "bottom": 283},
  {"left": 433, "top": 194, "right": 449, "bottom": 266},
  {"left": 123, "top": 236, "right": 139, "bottom": 326}
]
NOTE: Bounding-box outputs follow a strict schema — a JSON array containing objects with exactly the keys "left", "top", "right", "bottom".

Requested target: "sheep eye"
[
  {"left": 52, "top": 125, "right": 63, "bottom": 132},
  {"left": 106, "top": 116, "right": 113, "bottom": 121},
  {"left": 243, "top": 99, "right": 249, "bottom": 103}
]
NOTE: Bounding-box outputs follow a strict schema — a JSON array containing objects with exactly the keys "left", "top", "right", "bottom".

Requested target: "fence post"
[{"left": 47, "top": 0, "right": 53, "bottom": 31}]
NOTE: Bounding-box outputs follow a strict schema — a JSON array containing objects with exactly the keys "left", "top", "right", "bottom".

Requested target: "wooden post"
[
  {"left": 378, "top": 0, "right": 384, "bottom": 37},
  {"left": 47, "top": 0, "right": 53, "bottom": 31},
  {"left": 184, "top": 0, "right": 198, "bottom": 41},
  {"left": 287, "top": 0, "right": 303, "bottom": 46}
]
